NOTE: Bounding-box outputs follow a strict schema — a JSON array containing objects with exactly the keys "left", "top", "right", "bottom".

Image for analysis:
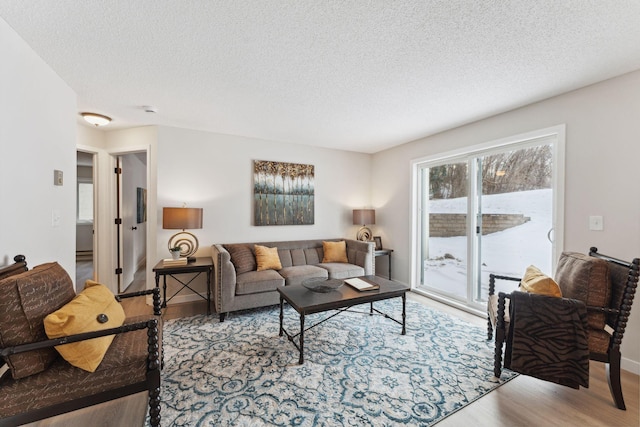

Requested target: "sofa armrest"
[
  {"left": 211, "top": 244, "right": 237, "bottom": 316},
  {"left": 344, "top": 239, "right": 375, "bottom": 275}
]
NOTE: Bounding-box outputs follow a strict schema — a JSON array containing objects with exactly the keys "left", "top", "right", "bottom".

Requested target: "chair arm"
[
  {"left": 488, "top": 273, "right": 521, "bottom": 296},
  {"left": 116, "top": 287, "right": 162, "bottom": 315},
  {"left": 0, "top": 319, "right": 160, "bottom": 365}
]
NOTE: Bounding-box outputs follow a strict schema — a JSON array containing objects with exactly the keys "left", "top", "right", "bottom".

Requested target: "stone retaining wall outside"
[{"left": 429, "top": 213, "right": 530, "bottom": 237}]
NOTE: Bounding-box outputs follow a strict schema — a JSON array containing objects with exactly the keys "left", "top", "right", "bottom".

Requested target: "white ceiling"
[{"left": 2, "top": 1, "right": 640, "bottom": 153}]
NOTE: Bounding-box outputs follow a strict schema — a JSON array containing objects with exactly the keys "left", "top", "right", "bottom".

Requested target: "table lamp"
[
  {"left": 163, "top": 207, "right": 203, "bottom": 260},
  {"left": 353, "top": 209, "right": 375, "bottom": 241}
]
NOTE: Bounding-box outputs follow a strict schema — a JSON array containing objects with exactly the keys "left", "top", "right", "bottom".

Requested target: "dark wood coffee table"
[{"left": 278, "top": 275, "right": 409, "bottom": 364}]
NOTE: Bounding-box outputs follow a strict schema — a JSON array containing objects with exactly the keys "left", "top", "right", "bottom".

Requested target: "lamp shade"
[
  {"left": 353, "top": 209, "right": 375, "bottom": 225},
  {"left": 163, "top": 207, "right": 203, "bottom": 229}
]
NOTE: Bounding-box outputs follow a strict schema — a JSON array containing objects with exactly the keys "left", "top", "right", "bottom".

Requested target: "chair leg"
[
  {"left": 493, "top": 293, "right": 507, "bottom": 379},
  {"left": 494, "top": 326, "right": 505, "bottom": 378},
  {"left": 606, "top": 349, "right": 626, "bottom": 410},
  {"left": 487, "top": 316, "right": 493, "bottom": 340},
  {"left": 149, "top": 385, "right": 161, "bottom": 426}
]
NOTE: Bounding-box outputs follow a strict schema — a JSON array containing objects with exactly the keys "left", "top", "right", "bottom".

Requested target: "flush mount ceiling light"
[{"left": 81, "top": 112, "right": 112, "bottom": 126}]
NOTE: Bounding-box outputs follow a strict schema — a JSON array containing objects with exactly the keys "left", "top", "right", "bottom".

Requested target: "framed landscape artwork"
[{"left": 254, "top": 160, "right": 314, "bottom": 226}]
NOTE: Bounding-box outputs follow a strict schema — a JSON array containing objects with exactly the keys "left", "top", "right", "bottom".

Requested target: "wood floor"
[{"left": 26, "top": 287, "right": 639, "bottom": 427}]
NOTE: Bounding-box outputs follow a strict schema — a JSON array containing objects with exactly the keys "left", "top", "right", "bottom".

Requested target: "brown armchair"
[
  {"left": 488, "top": 248, "right": 639, "bottom": 410},
  {"left": 0, "top": 255, "right": 163, "bottom": 426}
]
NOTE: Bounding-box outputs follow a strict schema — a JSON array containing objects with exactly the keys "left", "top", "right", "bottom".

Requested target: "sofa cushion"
[
  {"left": 254, "top": 245, "right": 282, "bottom": 271},
  {"left": 519, "top": 265, "right": 562, "bottom": 297},
  {"left": 224, "top": 244, "right": 256, "bottom": 274},
  {"left": 279, "top": 265, "right": 328, "bottom": 286},
  {"left": 555, "top": 252, "right": 611, "bottom": 330},
  {"left": 236, "top": 270, "right": 284, "bottom": 295},
  {"left": 304, "top": 248, "right": 322, "bottom": 265},
  {"left": 317, "top": 263, "right": 365, "bottom": 280},
  {"left": 0, "top": 263, "right": 76, "bottom": 379},
  {"left": 44, "top": 280, "right": 126, "bottom": 372},
  {"left": 322, "top": 240, "right": 348, "bottom": 263}
]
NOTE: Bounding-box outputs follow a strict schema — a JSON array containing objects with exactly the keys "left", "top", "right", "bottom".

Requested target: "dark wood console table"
[
  {"left": 374, "top": 249, "right": 394, "bottom": 279},
  {"left": 152, "top": 257, "right": 213, "bottom": 315}
]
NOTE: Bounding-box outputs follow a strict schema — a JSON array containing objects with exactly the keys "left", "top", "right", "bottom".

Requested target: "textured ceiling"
[{"left": 2, "top": 1, "right": 640, "bottom": 153}]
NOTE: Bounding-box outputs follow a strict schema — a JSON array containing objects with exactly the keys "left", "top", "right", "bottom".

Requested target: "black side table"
[
  {"left": 152, "top": 257, "right": 213, "bottom": 315},
  {"left": 374, "top": 249, "right": 394, "bottom": 280}
]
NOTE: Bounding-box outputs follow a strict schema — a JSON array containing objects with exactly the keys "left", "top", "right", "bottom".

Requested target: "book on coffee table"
[{"left": 344, "top": 277, "right": 380, "bottom": 291}]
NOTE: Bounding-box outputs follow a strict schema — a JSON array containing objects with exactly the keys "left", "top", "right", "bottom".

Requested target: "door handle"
[
  {"left": 131, "top": 226, "right": 137, "bottom": 230},
  {"left": 547, "top": 228, "right": 554, "bottom": 243}
]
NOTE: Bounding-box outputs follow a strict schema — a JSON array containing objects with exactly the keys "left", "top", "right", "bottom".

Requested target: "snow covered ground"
[{"left": 423, "top": 188, "right": 553, "bottom": 300}]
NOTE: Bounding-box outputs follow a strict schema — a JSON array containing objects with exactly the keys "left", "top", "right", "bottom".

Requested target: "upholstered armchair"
[
  {"left": 488, "top": 248, "right": 639, "bottom": 410},
  {"left": 0, "top": 255, "right": 163, "bottom": 426}
]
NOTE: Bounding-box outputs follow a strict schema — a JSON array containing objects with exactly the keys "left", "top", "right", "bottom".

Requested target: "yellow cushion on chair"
[
  {"left": 44, "top": 280, "right": 125, "bottom": 372},
  {"left": 254, "top": 245, "right": 283, "bottom": 271},
  {"left": 322, "top": 240, "right": 348, "bottom": 263},
  {"left": 519, "top": 265, "right": 562, "bottom": 297}
]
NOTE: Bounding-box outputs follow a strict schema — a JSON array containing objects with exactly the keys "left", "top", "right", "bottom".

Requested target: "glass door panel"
[
  {"left": 420, "top": 161, "right": 469, "bottom": 301},
  {"left": 476, "top": 144, "right": 554, "bottom": 302}
]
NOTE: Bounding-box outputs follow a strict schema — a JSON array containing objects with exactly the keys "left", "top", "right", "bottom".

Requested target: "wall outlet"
[{"left": 589, "top": 215, "right": 603, "bottom": 231}]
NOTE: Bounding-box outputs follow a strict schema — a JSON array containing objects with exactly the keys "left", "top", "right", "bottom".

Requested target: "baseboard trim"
[{"left": 621, "top": 357, "right": 640, "bottom": 375}]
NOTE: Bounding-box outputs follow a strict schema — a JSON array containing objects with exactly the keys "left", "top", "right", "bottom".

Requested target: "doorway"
[
  {"left": 115, "top": 152, "right": 148, "bottom": 293},
  {"left": 412, "top": 127, "right": 565, "bottom": 312},
  {"left": 76, "top": 151, "right": 96, "bottom": 291}
]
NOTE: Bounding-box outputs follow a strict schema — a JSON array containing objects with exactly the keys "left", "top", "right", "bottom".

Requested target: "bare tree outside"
[{"left": 429, "top": 145, "right": 552, "bottom": 199}]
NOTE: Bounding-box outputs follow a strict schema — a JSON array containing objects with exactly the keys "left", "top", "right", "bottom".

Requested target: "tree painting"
[{"left": 254, "top": 160, "right": 314, "bottom": 225}]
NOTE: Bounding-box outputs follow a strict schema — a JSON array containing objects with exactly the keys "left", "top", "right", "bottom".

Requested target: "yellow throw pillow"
[
  {"left": 322, "top": 240, "right": 348, "bottom": 263},
  {"left": 519, "top": 265, "right": 562, "bottom": 297},
  {"left": 44, "top": 280, "right": 125, "bottom": 372},
  {"left": 254, "top": 245, "right": 282, "bottom": 271}
]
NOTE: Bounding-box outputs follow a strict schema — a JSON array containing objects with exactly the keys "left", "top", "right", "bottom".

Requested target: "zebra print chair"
[{"left": 488, "top": 248, "right": 639, "bottom": 410}]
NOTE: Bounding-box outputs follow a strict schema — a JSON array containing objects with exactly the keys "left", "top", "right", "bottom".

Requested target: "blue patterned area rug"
[{"left": 152, "top": 298, "right": 516, "bottom": 426}]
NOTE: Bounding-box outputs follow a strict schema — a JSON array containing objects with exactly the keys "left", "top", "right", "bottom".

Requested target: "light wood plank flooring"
[{"left": 26, "top": 288, "right": 639, "bottom": 427}]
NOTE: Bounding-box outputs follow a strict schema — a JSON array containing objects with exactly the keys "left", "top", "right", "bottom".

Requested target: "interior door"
[{"left": 115, "top": 153, "right": 148, "bottom": 292}]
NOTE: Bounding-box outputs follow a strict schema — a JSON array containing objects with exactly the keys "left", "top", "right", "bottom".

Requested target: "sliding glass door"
[
  {"left": 420, "top": 160, "right": 469, "bottom": 300},
  {"left": 476, "top": 144, "right": 554, "bottom": 302},
  {"left": 413, "top": 128, "right": 564, "bottom": 311}
]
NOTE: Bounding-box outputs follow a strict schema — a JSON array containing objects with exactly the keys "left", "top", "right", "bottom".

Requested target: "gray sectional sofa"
[{"left": 211, "top": 238, "right": 374, "bottom": 321}]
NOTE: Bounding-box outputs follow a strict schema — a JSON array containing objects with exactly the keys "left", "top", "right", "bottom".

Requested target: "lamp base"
[
  {"left": 168, "top": 231, "right": 199, "bottom": 258},
  {"left": 356, "top": 226, "right": 372, "bottom": 241}
]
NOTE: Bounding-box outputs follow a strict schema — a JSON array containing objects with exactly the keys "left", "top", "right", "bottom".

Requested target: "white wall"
[
  {"left": 0, "top": 17, "right": 77, "bottom": 276},
  {"left": 372, "top": 70, "right": 640, "bottom": 372},
  {"left": 155, "top": 126, "right": 371, "bottom": 302}
]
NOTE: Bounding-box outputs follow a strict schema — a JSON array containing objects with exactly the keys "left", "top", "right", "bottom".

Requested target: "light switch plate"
[
  {"left": 53, "top": 170, "right": 63, "bottom": 186},
  {"left": 589, "top": 215, "right": 603, "bottom": 231}
]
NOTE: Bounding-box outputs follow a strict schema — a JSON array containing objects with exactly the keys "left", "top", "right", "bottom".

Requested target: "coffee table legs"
[
  {"left": 279, "top": 296, "right": 284, "bottom": 337},
  {"left": 402, "top": 293, "right": 406, "bottom": 335},
  {"left": 280, "top": 294, "right": 407, "bottom": 364},
  {"left": 299, "top": 313, "right": 305, "bottom": 364},
  {"left": 279, "top": 296, "right": 305, "bottom": 364}
]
